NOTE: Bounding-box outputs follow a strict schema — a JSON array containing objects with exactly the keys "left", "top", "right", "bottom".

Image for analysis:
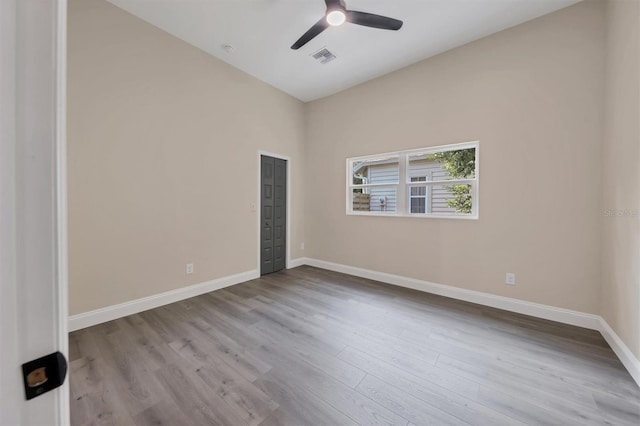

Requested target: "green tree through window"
[{"left": 429, "top": 148, "right": 475, "bottom": 213}]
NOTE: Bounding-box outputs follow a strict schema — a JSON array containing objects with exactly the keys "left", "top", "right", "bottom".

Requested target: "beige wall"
[
  {"left": 67, "top": 0, "right": 305, "bottom": 315},
  {"left": 305, "top": 0, "right": 605, "bottom": 314},
  {"left": 601, "top": 0, "right": 640, "bottom": 359}
]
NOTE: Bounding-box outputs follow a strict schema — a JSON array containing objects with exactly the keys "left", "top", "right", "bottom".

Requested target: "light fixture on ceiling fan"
[
  {"left": 326, "top": 9, "right": 347, "bottom": 26},
  {"left": 291, "top": 0, "right": 403, "bottom": 50}
]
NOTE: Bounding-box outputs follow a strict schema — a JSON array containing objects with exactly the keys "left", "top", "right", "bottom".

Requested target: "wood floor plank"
[
  {"left": 476, "top": 385, "right": 576, "bottom": 426},
  {"left": 154, "top": 363, "right": 247, "bottom": 426},
  {"left": 70, "top": 265, "right": 640, "bottom": 426},
  {"left": 245, "top": 315, "right": 366, "bottom": 388},
  {"left": 336, "top": 338, "right": 443, "bottom": 387},
  {"left": 338, "top": 346, "right": 480, "bottom": 402},
  {"left": 163, "top": 303, "right": 273, "bottom": 382},
  {"left": 167, "top": 333, "right": 278, "bottom": 425},
  {"left": 137, "top": 309, "right": 186, "bottom": 344},
  {"left": 69, "top": 356, "right": 105, "bottom": 401},
  {"left": 68, "top": 328, "right": 101, "bottom": 363},
  {"left": 437, "top": 354, "right": 612, "bottom": 425},
  {"left": 113, "top": 315, "right": 184, "bottom": 370},
  {"left": 70, "top": 357, "right": 136, "bottom": 426},
  {"left": 254, "top": 372, "right": 359, "bottom": 426},
  {"left": 404, "top": 325, "right": 640, "bottom": 402},
  {"left": 592, "top": 389, "right": 640, "bottom": 425},
  {"left": 201, "top": 291, "right": 263, "bottom": 326},
  {"left": 252, "top": 314, "right": 347, "bottom": 357},
  {"left": 215, "top": 288, "right": 261, "bottom": 313},
  {"left": 72, "top": 385, "right": 137, "bottom": 426},
  {"left": 356, "top": 374, "right": 470, "bottom": 426},
  {"left": 283, "top": 340, "right": 366, "bottom": 389},
  {"left": 251, "top": 344, "right": 409, "bottom": 426},
  {"left": 168, "top": 333, "right": 265, "bottom": 384},
  {"left": 185, "top": 293, "right": 267, "bottom": 348},
  {"left": 430, "top": 335, "right": 600, "bottom": 408},
  {"left": 194, "top": 363, "right": 278, "bottom": 426},
  {"left": 86, "top": 328, "right": 169, "bottom": 416},
  {"left": 364, "top": 366, "right": 521, "bottom": 426},
  {"left": 132, "top": 400, "right": 191, "bottom": 426}
]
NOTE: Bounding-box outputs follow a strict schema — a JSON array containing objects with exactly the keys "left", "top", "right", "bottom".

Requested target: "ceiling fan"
[{"left": 291, "top": 0, "right": 403, "bottom": 50}]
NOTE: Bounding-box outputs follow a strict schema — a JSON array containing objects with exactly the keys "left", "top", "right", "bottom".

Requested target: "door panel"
[
  {"left": 273, "top": 159, "right": 286, "bottom": 272},
  {"left": 261, "top": 156, "right": 274, "bottom": 275},
  {"left": 260, "top": 156, "right": 286, "bottom": 275}
]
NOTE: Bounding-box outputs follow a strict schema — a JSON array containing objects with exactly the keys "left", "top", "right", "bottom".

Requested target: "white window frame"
[
  {"left": 346, "top": 141, "right": 479, "bottom": 219},
  {"left": 409, "top": 175, "right": 429, "bottom": 214}
]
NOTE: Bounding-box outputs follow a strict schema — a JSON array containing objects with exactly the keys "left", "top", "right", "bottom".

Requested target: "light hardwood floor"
[{"left": 69, "top": 266, "right": 640, "bottom": 425}]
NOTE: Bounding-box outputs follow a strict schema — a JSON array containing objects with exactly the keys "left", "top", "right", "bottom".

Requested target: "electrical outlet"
[
  {"left": 300, "top": 242, "right": 305, "bottom": 250},
  {"left": 186, "top": 263, "right": 194, "bottom": 275},
  {"left": 505, "top": 272, "right": 516, "bottom": 285}
]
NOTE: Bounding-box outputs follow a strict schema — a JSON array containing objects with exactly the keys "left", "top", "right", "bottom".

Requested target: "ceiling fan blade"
[
  {"left": 291, "top": 18, "right": 329, "bottom": 50},
  {"left": 324, "top": 0, "right": 342, "bottom": 8},
  {"left": 346, "top": 10, "right": 403, "bottom": 30}
]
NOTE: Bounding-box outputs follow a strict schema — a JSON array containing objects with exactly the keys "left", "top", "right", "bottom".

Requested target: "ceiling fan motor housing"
[{"left": 329, "top": 0, "right": 347, "bottom": 13}]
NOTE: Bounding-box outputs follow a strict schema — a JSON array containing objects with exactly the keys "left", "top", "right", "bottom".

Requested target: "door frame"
[
  {"left": 56, "top": 0, "right": 70, "bottom": 422},
  {"left": 0, "top": 0, "right": 69, "bottom": 423},
  {"left": 256, "top": 151, "right": 292, "bottom": 273}
]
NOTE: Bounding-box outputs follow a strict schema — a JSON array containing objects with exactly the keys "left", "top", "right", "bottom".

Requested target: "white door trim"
[
  {"left": 257, "top": 151, "right": 292, "bottom": 274},
  {"left": 55, "top": 0, "right": 70, "bottom": 423},
  {"left": 0, "top": 1, "right": 69, "bottom": 423},
  {"left": 0, "top": 1, "right": 20, "bottom": 423}
]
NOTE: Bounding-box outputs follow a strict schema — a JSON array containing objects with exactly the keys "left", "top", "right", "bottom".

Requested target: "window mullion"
[
  {"left": 424, "top": 178, "right": 476, "bottom": 186},
  {"left": 346, "top": 159, "right": 352, "bottom": 213},
  {"left": 351, "top": 182, "right": 402, "bottom": 189},
  {"left": 472, "top": 181, "right": 478, "bottom": 217},
  {"left": 398, "top": 153, "right": 407, "bottom": 214}
]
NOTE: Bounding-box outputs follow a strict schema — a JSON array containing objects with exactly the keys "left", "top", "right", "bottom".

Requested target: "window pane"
[
  {"left": 352, "top": 156, "right": 399, "bottom": 185},
  {"left": 429, "top": 184, "right": 473, "bottom": 215},
  {"left": 411, "top": 186, "right": 426, "bottom": 196},
  {"left": 410, "top": 197, "right": 426, "bottom": 213},
  {"left": 408, "top": 147, "right": 476, "bottom": 181},
  {"left": 351, "top": 188, "right": 397, "bottom": 212}
]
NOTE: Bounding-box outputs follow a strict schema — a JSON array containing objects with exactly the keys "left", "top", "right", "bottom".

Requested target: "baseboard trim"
[
  {"left": 301, "top": 257, "right": 639, "bottom": 386},
  {"left": 598, "top": 319, "right": 640, "bottom": 386},
  {"left": 287, "top": 257, "right": 306, "bottom": 269},
  {"left": 68, "top": 269, "right": 259, "bottom": 332},
  {"left": 66, "top": 257, "right": 639, "bottom": 387},
  {"left": 303, "top": 258, "right": 601, "bottom": 329}
]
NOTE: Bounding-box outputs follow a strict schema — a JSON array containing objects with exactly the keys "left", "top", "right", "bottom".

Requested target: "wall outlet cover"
[{"left": 505, "top": 272, "right": 516, "bottom": 285}]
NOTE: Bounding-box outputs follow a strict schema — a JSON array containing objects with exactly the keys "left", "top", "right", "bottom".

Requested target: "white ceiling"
[{"left": 106, "top": 0, "right": 580, "bottom": 102}]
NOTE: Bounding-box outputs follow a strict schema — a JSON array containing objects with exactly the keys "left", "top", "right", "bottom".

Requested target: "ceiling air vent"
[{"left": 311, "top": 48, "right": 336, "bottom": 64}]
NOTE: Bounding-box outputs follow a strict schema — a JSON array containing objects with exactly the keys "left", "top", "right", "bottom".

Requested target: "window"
[
  {"left": 410, "top": 176, "right": 427, "bottom": 214},
  {"left": 347, "top": 142, "right": 478, "bottom": 218},
  {"left": 351, "top": 155, "right": 399, "bottom": 213}
]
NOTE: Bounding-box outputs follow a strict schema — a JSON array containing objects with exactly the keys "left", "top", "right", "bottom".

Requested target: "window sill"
[{"left": 346, "top": 212, "right": 479, "bottom": 220}]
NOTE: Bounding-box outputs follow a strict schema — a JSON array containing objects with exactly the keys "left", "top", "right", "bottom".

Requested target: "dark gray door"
[{"left": 261, "top": 155, "right": 286, "bottom": 275}]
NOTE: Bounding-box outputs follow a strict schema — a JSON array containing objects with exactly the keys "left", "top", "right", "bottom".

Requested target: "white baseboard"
[
  {"left": 68, "top": 269, "right": 259, "bottom": 332},
  {"left": 301, "top": 257, "right": 639, "bottom": 387},
  {"left": 287, "top": 257, "right": 306, "bottom": 268},
  {"left": 66, "top": 257, "right": 639, "bottom": 387},
  {"left": 598, "top": 319, "right": 640, "bottom": 386},
  {"left": 303, "top": 258, "right": 601, "bottom": 329}
]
